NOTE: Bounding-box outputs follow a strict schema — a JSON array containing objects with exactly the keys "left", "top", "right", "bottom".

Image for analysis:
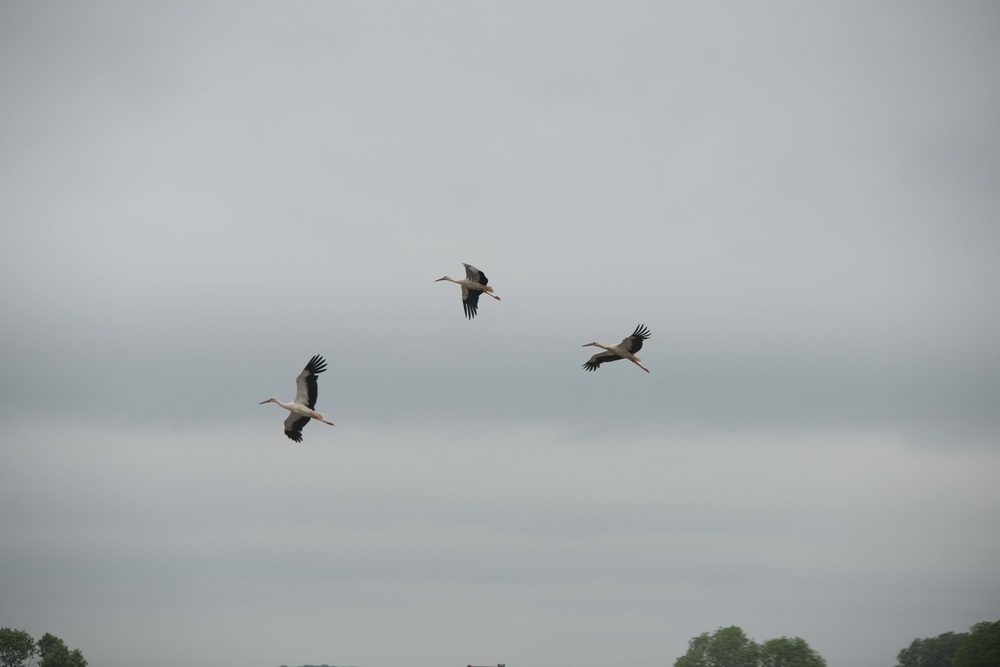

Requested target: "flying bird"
[
  {"left": 434, "top": 263, "right": 501, "bottom": 319},
  {"left": 259, "top": 354, "right": 334, "bottom": 442},
  {"left": 582, "top": 324, "right": 652, "bottom": 373}
]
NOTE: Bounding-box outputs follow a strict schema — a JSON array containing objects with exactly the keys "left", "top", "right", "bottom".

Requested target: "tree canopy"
[
  {"left": 674, "top": 626, "right": 825, "bottom": 667},
  {"left": 897, "top": 630, "right": 968, "bottom": 667},
  {"left": 759, "top": 636, "right": 827, "bottom": 667},
  {"left": 0, "top": 629, "right": 37, "bottom": 667},
  {"left": 37, "top": 633, "right": 87, "bottom": 667},
  {"left": 0, "top": 629, "right": 86, "bottom": 667},
  {"left": 952, "top": 621, "right": 1000, "bottom": 667}
]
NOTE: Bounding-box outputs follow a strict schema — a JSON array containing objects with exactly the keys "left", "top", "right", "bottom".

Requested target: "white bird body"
[
  {"left": 435, "top": 262, "right": 501, "bottom": 319},
  {"left": 265, "top": 398, "right": 327, "bottom": 422},
  {"left": 582, "top": 324, "right": 652, "bottom": 373},
  {"left": 259, "top": 354, "right": 334, "bottom": 442}
]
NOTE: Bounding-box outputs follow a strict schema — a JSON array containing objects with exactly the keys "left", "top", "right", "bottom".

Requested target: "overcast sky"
[{"left": 1, "top": 3, "right": 999, "bottom": 667}]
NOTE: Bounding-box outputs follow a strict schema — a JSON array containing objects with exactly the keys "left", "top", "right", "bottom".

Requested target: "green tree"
[
  {"left": 0, "top": 629, "right": 37, "bottom": 667},
  {"left": 674, "top": 627, "right": 825, "bottom": 667},
  {"left": 953, "top": 620, "right": 1000, "bottom": 667},
  {"left": 674, "top": 626, "right": 759, "bottom": 667},
  {"left": 36, "top": 634, "right": 86, "bottom": 667},
  {"left": 759, "top": 636, "right": 827, "bottom": 667},
  {"left": 897, "top": 631, "right": 968, "bottom": 667}
]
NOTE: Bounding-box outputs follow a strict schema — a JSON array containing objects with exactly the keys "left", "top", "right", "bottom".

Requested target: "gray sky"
[{"left": 1, "top": 2, "right": 999, "bottom": 666}]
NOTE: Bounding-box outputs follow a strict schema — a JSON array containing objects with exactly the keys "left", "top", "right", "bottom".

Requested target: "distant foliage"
[
  {"left": 674, "top": 626, "right": 825, "bottom": 667},
  {"left": 37, "top": 633, "right": 87, "bottom": 667},
  {"left": 897, "top": 631, "right": 968, "bottom": 667},
  {"left": 759, "top": 636, "right": 827, "bottom": 667},
  {"left": 0, "top": 630, "right": 86, "bottom": 667},
  {"left": 897, "top": 620, "right": 1000, "bottom": 667},
  {"left": 0, "top": 628, "right": 37, "bottom": 667},
  {"left": 952, "top": 621, "right": 1000, "bottom": 667}
]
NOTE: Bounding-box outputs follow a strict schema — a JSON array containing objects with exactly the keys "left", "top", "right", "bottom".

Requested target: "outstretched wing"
[
  {"left": 462, "top": 286, "right": 482, "bottom": 319},
  {"left": 621, "top": 324, "right": 651, "bottom": 354},
  {"left": 293, "top": 354, "right": 327, "bottom": 409},
  {"left": 583, "top": 351, "right": 624, "bottom": 372},
  {"left": 463, "top": 263, "right": 489, "bottom": 286},
  {"left": 284, "top": 414, "right": 311, "bottom": 442}
]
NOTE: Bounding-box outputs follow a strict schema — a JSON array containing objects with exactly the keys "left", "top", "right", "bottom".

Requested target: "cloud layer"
[{"left": 1, "top": 3, "right": 999, "bottom": 667}]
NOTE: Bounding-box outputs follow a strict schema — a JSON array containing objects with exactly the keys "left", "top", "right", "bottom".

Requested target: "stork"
[
  {"left": 259, "top": 354, "right": 334, "bottom": 442},
  {"left": 582, "top": 324, "right": 652, "bottom": 373},
  {"left": 434, "top": 262, "right": 501, "bottom": 319}
]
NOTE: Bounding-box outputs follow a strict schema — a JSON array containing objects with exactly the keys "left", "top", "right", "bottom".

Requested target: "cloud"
[{"left": 2, "top": 3, "right": 999, "bottom": 667}]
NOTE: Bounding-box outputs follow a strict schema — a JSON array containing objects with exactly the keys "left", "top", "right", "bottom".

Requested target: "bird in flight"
[
  {"left": 259, "top": 354, "right": 334, "bottom": 442},
  {"left": 434, "top": 262, "right": 501, "bottom": 319},
  {"left": 582, "top": 324, "right": 652, "bottom": 373}
]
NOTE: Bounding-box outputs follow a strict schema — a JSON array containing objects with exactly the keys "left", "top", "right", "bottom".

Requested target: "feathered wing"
[
  {"left": 622, "top": 324, "right": 651, "bottom": 354},
  {"left": 294, "top": 354, "right": 328, "bottom": 408},
  {"left": 284, "top": 414, "right": 311, "bottom": 442},
  {"left": 583, "top": 351, "right": 624, "bottom": 372},
  {"left": 462, "top": 286, "right": 482, "bottom": 319},
  {"left": 463, "top": 263, "right": 488, "bottom": 286}
]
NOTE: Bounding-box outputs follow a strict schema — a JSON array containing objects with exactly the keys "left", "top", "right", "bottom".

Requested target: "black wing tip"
[
  {"left": 463, "top": 293, "right": 481, "bottom": 319},
  {"left": 463, "top": 262, "right": 489, "bottom": 285},
  {"left": 632, "top": 324, "right": 651, "bottom": 340},
  {"left": 305, "top": 354, "right": 327, "bottom": 374},
  {"left": 582, "top": 363, "right": 599, "bottom": 372},
  {"left": 284, "top": 429, "right": 303, "bottom": 443}
]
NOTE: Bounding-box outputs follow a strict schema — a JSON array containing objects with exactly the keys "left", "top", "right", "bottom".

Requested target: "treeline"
[
  {"left": 0, "top": 628, "right": 86, "bottom": 667},
  {"left": 896, "top": 620, "right": 1000, "bottom": 667},
  {"left": 672, "top": 620, "right": 999, "bottom": 667},
  {"left": 672, "top": 626, "right": 827, "bottom": 667},
  {"left": 5, "top": 621, "right": 997, "bottom": 666}
]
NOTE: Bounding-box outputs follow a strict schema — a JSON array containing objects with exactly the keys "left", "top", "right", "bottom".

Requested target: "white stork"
[
  {"left": 259, "top": 354, "right": 334, "bottom": 442},
  {"left": 434, "top": 262, "right": 501, "bottom": 319},
  {"left": 582, "top": 324, "right": 652, "bottom": 373}
]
